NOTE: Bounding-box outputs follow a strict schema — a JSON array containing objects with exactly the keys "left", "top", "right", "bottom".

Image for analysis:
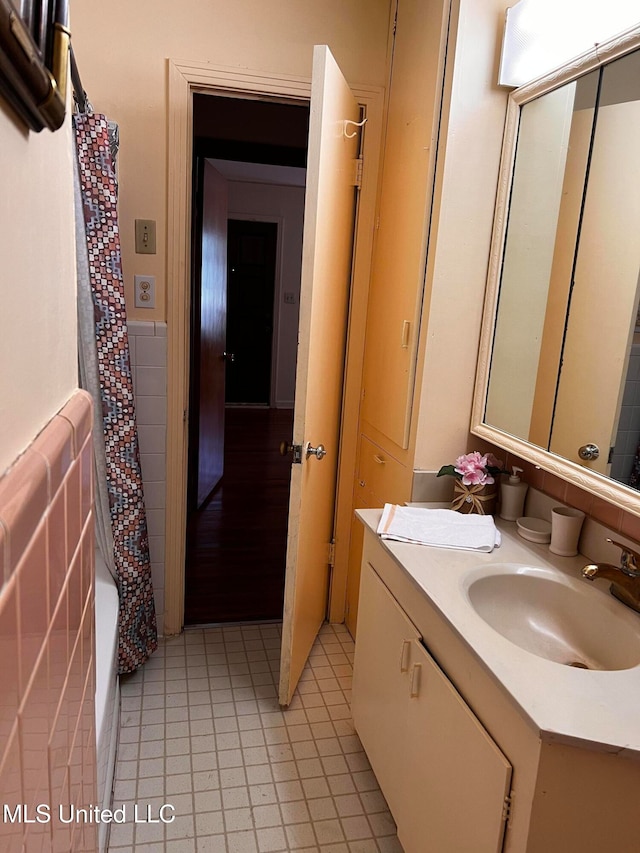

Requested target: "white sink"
[{"left": 463, "top": 564, "right": 640, "bottom": 671}]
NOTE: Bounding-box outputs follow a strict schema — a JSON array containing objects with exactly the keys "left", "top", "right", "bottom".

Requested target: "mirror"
[{"left": 473, "top": 25, "right": 640, "bottom": 516}]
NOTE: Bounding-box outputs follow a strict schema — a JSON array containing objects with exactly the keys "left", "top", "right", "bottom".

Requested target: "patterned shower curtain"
[{"left": 73, "top": 113, "right": 157, "bottom": 673}]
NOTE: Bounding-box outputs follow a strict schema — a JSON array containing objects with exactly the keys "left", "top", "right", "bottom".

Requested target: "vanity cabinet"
[
  {"left": 354, "top": 512, "right": 640, "bottom": 853},
  {"left": 351, "top": 557, "right": 421, "bottom": 823},
  {"left": 353, "top": 559, "right": 512, "bottom": 853}
]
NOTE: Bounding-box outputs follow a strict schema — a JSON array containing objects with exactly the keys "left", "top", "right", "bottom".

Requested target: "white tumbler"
[{"left": 549, "top": 506, "right": 585, "bottom": 557}]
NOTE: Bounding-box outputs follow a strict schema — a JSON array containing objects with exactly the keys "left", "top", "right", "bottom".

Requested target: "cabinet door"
[
  {"left": 361, "top": 0, "right": 450, "bottom": 448},
  {"left": 352, "top": 562, "right": 420, "bottom": 823},
  {"left": 357, "top": 435, "right": 410, "bottom": 506},
  {"left": 401, "top": 639, "right": 512, "bottom": 853}
]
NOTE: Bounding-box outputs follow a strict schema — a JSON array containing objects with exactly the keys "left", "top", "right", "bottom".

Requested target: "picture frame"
[{"left": 0, "top": 0, "right": 69, "bottom": 132}]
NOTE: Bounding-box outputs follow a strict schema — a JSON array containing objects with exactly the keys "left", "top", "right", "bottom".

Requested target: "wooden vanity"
[{"left": 352, "top": 510, "right": 640, "bottom": 853}]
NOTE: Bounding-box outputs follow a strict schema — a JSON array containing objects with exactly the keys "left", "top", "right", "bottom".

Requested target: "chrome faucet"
[{"left": 582, "top": 538, "right": 640, "bottom": 613}]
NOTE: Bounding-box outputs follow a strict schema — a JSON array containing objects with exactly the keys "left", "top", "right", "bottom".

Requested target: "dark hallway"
[{"left": 184, "top": 406, "right": 294, "bottom": 624}]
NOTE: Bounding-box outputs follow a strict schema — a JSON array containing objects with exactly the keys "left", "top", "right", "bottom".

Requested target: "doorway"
[
  {"left": 226, "top": 219, "right": 277, "bottom": 406},
  {"left": 165, "top": 60, "right": 382, "bottom": 639},
  {"left": 184, "top": 93, "right": 309, "bottom": 625}
]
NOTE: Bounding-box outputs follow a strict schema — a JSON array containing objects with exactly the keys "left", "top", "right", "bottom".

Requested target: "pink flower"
[
  {"left": 454, "top": 451, "right": 494, "bottom": 486},
  {"left": 485, "top": 452, "right": 504, "bottom": 471}
]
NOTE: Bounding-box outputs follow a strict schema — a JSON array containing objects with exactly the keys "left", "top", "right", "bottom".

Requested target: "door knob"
[
  {"left": 578, "top": 444, "right": 600, "bottom": 461},
  {"left": 306, "top": 443, "right": 326, "bottom": 460}
]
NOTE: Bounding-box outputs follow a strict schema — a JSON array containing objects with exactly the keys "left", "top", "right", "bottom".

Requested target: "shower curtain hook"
[{"left": 343, "top": 118, "right": 367, "bottom": 138}]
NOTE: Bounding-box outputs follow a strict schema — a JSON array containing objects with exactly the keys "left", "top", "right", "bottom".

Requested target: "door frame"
[{"left": 165, "top": 57, "right": 384, "bottom": 635}]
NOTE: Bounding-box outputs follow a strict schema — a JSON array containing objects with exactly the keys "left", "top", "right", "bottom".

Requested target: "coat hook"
[{"left": 343, "top": 118, "right": 367, "bottom": 138}]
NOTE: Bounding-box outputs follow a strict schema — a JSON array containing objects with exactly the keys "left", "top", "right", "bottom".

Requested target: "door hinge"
[
  {"left": 502, "top": 791, "right": 514, "bottom": 824},
  {"left": 328, "top": 540, "right": 336, "bottom": 568},
  {"left": 352, "top": 156, "right": 364, "bottom": 188}
]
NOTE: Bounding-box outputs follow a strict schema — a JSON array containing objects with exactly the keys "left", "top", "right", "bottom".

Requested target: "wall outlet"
[{"left": 134, "top": 275, "right": 156, "bottom": 308}]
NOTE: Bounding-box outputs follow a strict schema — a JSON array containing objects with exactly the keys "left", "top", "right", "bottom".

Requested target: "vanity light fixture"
[{"left": 498, "top": 0, "right": 640, "bottom": 88}]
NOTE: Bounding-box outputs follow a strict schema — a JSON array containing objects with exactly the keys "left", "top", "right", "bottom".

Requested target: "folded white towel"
[{"left": 377, "top": 504, "right": 501, "bottom": 552}]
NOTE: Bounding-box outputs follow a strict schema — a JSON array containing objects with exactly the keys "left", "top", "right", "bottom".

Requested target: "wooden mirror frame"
[
  {"left": 0, "top": 0, "right": 69, "bottom": 132},
  {"left": 471, "top": 23, "right": 640, "bottom": 517}
]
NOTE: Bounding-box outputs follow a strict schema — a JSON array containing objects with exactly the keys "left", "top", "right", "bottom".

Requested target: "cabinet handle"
[
  {"left": 373, "top": 454, "right": 385, "bottom": 465},
  {"left": 399, "top": 640, "right": 411, "bottom": 673},
  {"left": 401, "top": 320, "right": 410, "bottom": 348},
  {"left": 409, "top": 663, "right": 422, "bottom": 698}
]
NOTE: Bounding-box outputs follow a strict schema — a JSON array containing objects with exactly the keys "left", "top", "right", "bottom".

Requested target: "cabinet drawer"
[{"left": 357, "top": 435, "right": 410, "bottom": 506}]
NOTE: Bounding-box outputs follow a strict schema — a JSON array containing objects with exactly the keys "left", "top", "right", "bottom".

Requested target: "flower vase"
[{"left": 451, "top": 481, "right": 497, "bottom": 515}]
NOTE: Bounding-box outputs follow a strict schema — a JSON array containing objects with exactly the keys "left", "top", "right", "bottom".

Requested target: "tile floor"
[{"left": 108, "top": 622, "right": 403, "bottom": 852}]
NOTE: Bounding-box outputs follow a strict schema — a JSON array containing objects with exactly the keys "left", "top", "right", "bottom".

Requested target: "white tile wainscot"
[{"left": 129, "top": 320, "right": 167, "bottom": 636}]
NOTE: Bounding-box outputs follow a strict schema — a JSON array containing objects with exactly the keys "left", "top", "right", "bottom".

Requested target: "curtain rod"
[{"left": 69, "top": 43, "right": 89, "bottom": 113}]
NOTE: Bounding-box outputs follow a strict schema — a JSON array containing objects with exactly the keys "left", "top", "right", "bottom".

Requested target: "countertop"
[{"left": 357, "top": 507, "right": 640, "bottom": 758}]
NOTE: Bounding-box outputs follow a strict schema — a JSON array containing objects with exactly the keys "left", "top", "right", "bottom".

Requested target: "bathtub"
[{"left": 94, "top": 545, "right": 120, "bottom": 853}]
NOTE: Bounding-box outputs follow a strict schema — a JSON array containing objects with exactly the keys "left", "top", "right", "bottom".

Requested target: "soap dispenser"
[{"left": 499, "top": 466, "right": 528, "bottom": 521}]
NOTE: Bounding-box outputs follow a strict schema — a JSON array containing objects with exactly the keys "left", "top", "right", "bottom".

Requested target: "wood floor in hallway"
[{"left": 185, "top": 407, "right": 294, "bottom": 625}]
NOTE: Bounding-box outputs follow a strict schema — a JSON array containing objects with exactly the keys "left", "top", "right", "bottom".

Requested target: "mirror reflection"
[{"left": 485, "top": 49, "right": 640, "bottom": 488}]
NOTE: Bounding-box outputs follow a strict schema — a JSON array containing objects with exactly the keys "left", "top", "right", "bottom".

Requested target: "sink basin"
[{"left": 464, "top": 564, "right": 640, "bottom": 671}]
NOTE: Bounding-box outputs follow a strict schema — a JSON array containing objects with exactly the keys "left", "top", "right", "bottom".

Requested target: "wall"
[
  {"left": 0, "top": 65, "right": 91, "bottom": 850},
  {"left": 71, "top": 0, "right": 393, "bottom": 324},
  {"left": 0, "top": 106, "right": 78, "bottom": 474},
  {"left": 0, "top": 392, "right": 97, "bottom": 853},
  {"left": 493, "top": 447, "right": 640, "bottom": 542},
  {"left": 413, "top": 0, "right": 511, "bottom": 471},
  {"left": 128, "top": 321, "right": 168, "bottom": 637}
]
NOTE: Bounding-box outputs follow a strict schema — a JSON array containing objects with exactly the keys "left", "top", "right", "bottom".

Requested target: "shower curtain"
[{"left": 73, "top": 113, "right": 157, "bottom": 673}]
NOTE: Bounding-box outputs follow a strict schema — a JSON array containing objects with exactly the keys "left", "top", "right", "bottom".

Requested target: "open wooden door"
[
  {"left": 193, "top": 161, "right": 228, "bottom": 506},
  {"left": 278, "top": 45, "right": 361, "bottom": 706}
]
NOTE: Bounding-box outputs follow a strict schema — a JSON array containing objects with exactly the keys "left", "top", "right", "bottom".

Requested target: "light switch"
[
  {"left": 134, "top": 275, "right": 156, "bottom": 309},
  {"left": 284, "top": 292, "right": 296, "bottom": 304},
  {"left": 135, "top": 219, "right": 156, "bottom": 254}
]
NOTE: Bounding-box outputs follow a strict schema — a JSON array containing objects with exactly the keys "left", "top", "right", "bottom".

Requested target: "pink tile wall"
[
  {"left": 0, "top": 390, "right": 97, "bottom": 853},
  {"left": 479, "top": 440, "right": 640, "bottom": 545}
]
